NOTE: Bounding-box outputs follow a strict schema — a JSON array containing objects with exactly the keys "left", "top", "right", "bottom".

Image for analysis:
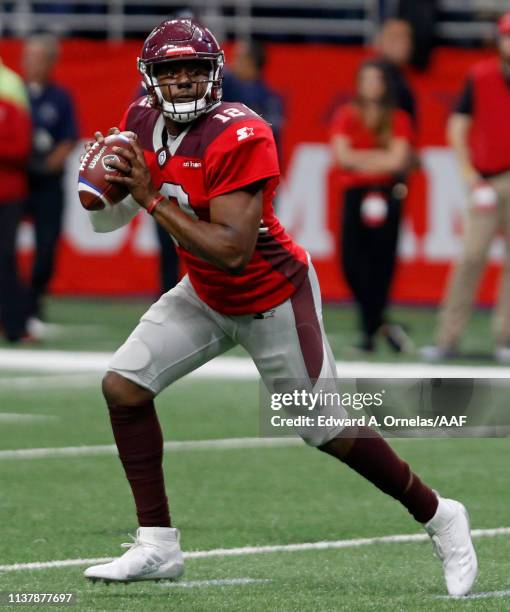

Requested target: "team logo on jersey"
[
  {"left": 237, "top": 126, "right": 255, "bottom": 142},
  {"left": 158, "top": 149, "right": 168, "bottom": 167},
  {"left": 183, "top": 160, "right": 202, "bottom": 169}
]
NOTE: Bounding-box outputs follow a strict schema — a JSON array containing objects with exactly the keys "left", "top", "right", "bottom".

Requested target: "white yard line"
[
  {"left": 0, "top": 349, "right": 110, "bottom": 373},
  {"left": 0, "top": 437, "right": 303, "bottom": 460},
  {"left": 159, "top": 578, "right": 271, "bottom": 588},
  {"left": 438, "top": 590, "right": 510, "bottom": 600},
  {"left": 0, "top": 374, "right": 100, "bottom": 389},
  {"left": 1, "top": 349, "right": 510, "bottom": 378},
  {"left": 0, "top": 413, "right": 57, "bottom": 423},
  {"left": 1, "top": 527, "right": 509, "bottom": 573}
]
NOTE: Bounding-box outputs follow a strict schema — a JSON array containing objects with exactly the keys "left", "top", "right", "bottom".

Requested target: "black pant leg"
[
  {"left": 341, "top": 188, "right": 376, "bottom": 339},
  {"left": 341, "top": 187, "right": 402, "bottom": 340},
  {"left": 0, "top": 202, "right": 27, "bottom": 340},
  {"left": 28, "top": 178, "right": 64, "bottom": 318},
  {"left": 358, "top": 189, "right": 401, "bottom": 334},
  {"left": 155, "top": 221, "right": 179, "bottom": 295},
  {"left": 365, "top": 191, "right": 401, "bottom": 329}
]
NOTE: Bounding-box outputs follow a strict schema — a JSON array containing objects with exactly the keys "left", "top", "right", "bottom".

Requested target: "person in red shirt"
[
  {"left": 0, "top": 58, "right": 31, "bottom": 342},
  {"left": 81, "top": 20, "right": 476, "bottom": 596},
  {"left": 330, "top": 59, "right": 413, "bottom": 353},
  {"left": 422, "top": 12, "right": 510, "bottom": 362}
]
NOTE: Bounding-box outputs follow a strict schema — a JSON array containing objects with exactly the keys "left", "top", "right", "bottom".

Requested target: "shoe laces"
[
  {"left": 432, "top": 521, "right": 466, "bottom": 564},
  {"left": 431, "top": 534, "right": 446, "bottom": 561},
  {"left": 121, "top": 533, "right": 143, "bottom": 553},
  {"left": 121, "top": 532, "right": 162, "bottom": 553}
]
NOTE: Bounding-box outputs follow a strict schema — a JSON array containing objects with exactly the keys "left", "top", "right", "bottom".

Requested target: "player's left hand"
[{"left": 105, "top": 136, "right": 159, "bottom": 208}]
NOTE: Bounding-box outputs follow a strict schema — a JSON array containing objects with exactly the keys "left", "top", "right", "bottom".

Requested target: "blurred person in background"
[
  {"left": 330, "top": 59, "right": 413, "bottom": 353},
  {"left": 421, "top": 13, "right": 510, "bottom": 363},
  {"left": 222, "top": 39, "right": 284, "bottom": 153},
  {"left": 375, "top": 18, "right": 417, "bottom": 125},
  {"left": 22, "top": 34, "right": 78, "bottom": 332},
  {"left": 374, "top": 18, "right": 418, "bottom": 207},
  {"left": 392, "top": 0, "right": 438, "bottom": 71},
  {"left": 0, "top": 57, "right": 31, "bottom": 342}
]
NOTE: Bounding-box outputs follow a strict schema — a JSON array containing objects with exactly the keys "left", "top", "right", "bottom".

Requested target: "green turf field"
[{"left": 0, "top": 299, "right": 509, "bottom": 610}]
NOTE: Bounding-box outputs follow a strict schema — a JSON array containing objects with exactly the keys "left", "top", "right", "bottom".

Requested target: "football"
[{"left": 78, "top": 133, "right": 134, "bottom": 210}]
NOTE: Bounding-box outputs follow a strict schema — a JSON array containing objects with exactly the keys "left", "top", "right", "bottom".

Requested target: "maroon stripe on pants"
[
  {"left": 290, "top": 275, "right": 324, "bottom": 382},
  {"left": 257, "top": 232, "right": 308, "bottom": 290}
]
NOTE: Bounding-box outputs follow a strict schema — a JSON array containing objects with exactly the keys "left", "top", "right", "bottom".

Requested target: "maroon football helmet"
[{"left": 138, "top": 19, "right": 224, "bottom": 122}]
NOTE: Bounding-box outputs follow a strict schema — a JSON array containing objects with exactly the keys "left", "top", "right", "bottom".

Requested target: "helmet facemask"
[{"left": 139, "top": 55, "right": 224, "bottom": 123}]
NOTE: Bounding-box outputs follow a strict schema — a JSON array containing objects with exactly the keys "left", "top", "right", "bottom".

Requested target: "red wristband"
[{"left": 146, "top": 194, "right": 165, "bottom": 215}]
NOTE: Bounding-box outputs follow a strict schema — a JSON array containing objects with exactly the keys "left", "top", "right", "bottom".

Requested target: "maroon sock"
[
  {"left": 108, "top": 402, "right": 170, "bottom": 527},
  {"left": 322, "top": 427, "right": 438, "bottom": 523}
]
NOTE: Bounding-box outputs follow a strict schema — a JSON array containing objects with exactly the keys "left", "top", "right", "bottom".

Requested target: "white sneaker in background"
[
  {"left": 26, "top": 317, "right": 65, "bottom": 341},
  {"left": 494, "top": 345, "right": 510, "bottom": 364},
  {"left": 424, "top": 496, "right": 478, "bottom": 597},
  {"left": 26, "top": 317, "right": 48, "bottom": 340},
  {"left": 419, "top": 345, "right": 457, "bottom": 362},
  {"left": 84, "top": 527, "right": 184, "bottom": 583}
]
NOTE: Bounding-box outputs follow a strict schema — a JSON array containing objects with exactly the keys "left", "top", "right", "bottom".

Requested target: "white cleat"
[
  {"left": 419, "top": 345, "right": 457, "bottom": 362},
  {"left": 84, "top": 527, "right": 184, "bottom": 584},
  {"left": 424, "top": 496, "right": 478, "bottom": 597},
  {"left": 494, "top": 345, "right": 510, "bottom": 364}
]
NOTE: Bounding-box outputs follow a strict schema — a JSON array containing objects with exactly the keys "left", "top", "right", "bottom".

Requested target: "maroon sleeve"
[
  {"left": 205, "top": 119, "right": 280, "bottom": 199},
  {"left": 118, "top": 106, "right": 131, "bottom": 132},
  {"left": 118, "top": 97, "right": 160, "bottom": 152},
  {"left": 0, "top": 100, "right": 31, "bottom": 165},
  {"left": 119, "top": 98, "right": 146, "bottom": 131}
]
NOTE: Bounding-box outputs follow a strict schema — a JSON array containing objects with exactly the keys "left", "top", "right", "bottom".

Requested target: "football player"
[{"left": 82, "top": 19, "right": 477, "bottom": 596}]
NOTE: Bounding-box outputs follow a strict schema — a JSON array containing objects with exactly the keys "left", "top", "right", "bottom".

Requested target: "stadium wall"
[{"left": 0, "top": 40, "right": 500, "bottom": 304}]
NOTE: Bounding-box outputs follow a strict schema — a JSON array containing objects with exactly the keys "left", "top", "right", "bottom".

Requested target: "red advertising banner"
[{"left": 0, "top": 40, "right": 500, "bottom": 303}]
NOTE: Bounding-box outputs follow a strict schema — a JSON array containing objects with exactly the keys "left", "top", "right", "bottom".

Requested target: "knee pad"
[{"left": 109, "top": 338, "right": 152, "bottom": 372}]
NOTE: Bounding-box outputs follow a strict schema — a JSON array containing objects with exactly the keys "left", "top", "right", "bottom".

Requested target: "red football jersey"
[{"left": 120, "top": 98, "right": 308, "bottom": 315}]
